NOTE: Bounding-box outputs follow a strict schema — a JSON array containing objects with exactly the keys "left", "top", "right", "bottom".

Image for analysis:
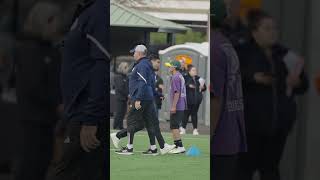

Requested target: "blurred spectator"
[
  {"left": 0, "top": 33, "right": 18, "bottom": 172},
  {"left": 237, "top": 9, "right": 308, "bottom": 180},
  {"left": 180, "top": 65, "right": 206, "bottom": 135},
  {"left": 155, "top": 70, "right": 164, "bottom": 117},
  {"left": 113, "top": 62, "right": 129, "bottom": 130},
  {"left": 178, "top": 58, "right": 188, "bottom": 77},
  {"left": 0, "top": 34, "right": 15, "bottom": 95},
  {"left": 222, "top": 0, "right": 249, "bottom": 48},
  {"left": 0, "top": 0, "right": 13, "bottom": 32},
  {"left": 211, "top": 0, "right": 247, "bottom": 180},
  {"left": 13, "top": 2, "right": 63, "bottom": 180}
]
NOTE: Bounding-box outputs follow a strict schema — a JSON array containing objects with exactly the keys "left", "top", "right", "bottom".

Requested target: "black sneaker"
[
  {"left": 115, "top": 146, "right": 134, "bottom": 155},
  {"left": 142, "top": 148, "right": 158, "bottom": 156}
]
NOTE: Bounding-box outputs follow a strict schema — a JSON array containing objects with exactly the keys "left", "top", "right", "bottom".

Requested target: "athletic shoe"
[
  {"left": 180, "top": 127, "right": 186, "bottom": 135},
  {"left": 110, "top": 133, "right": 120, "bottom": 148},
  {"left": 168, "top": 146, "right": 186, "bottom": 154},
  {"left": 115, "top": 146, "right": 133, "bottom": 155},
  {"left": 142, "top": 148, "right": 158, "bottom": 156},
  {"left": 160, "top": 144, "right": 176, "bottom": 155},
  {"left": 193, "top": 129, "right": 199, "bottom": 135}
]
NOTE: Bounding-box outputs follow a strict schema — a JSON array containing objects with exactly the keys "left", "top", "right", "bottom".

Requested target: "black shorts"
[{"left": 170, "top": 110, "right": 184, "bottom": 129}]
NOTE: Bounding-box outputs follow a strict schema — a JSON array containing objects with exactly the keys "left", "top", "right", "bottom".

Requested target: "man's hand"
[
  {"left": 80, "top": 125, "right": 100, "bottom": 152},
  {"left": 135, "top": 100, "right": 141, "bottom": 110},
  {"left": 254, "top": 72, "right": 273, "bottom": 85},
  {"left": 189, "top": 84, "right": 196, "bottom": 88},
  {"left": 170, "top": 106, "right": 177, "bottom": 114}
]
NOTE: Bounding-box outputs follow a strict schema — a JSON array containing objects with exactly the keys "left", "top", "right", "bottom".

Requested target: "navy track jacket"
[
  {"left": 61, "top": 0, "right": 109, "bottom": 125},
  {"left": 129, "top": 57, "right": 157, "bottom": 102}
]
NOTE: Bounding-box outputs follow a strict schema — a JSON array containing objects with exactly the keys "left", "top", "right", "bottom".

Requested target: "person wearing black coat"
[
  {"left": 113, "top": 62, "right": 129, "bottom": 130},
  {"left": 180, "top": 65, "right": 206, "bottom": 135},
  {"left": 13, "top": 2, "right": 63, "bottom": 180},
  {"left": 237, "top": 10, "right": 308, "bottom": 180}
]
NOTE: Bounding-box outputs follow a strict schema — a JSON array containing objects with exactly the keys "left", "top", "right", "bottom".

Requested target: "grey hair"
[
  {"left": 141, "top": 49, "right": 148, "bottom": 56},
  {"left": 23, "top": 1, "right": 62, "bottom": 38},
  {"left": 117, "top": 62, "right": 129, "bottom": 75}
]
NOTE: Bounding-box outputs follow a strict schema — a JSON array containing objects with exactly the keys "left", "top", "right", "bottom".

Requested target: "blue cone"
[{"left": 186, "top": 146, "right": 201, "bottom": 157}]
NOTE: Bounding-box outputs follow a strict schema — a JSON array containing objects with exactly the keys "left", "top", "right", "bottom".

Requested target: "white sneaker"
[
  {"left": 110, "top": 133, "right": 120, "bottom": 148},
  {"left": 180, "top": 127, "right": 186, "bottom": 135},
  {"left": 193, "top": 129, "right": 199, "bottom": 136},
  {"left": 160, "top": 144, "right": 176, "bottom": 155},
  {"left": 169, "top": 146, "right": 186, "bottom": 154}
]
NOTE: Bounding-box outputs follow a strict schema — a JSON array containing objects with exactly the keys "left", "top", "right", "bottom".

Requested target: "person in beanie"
[{"left": 211, "top": 0, "right": 247, "bottom": 179}]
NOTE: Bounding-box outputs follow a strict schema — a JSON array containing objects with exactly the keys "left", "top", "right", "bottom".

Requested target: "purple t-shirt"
[
  {"left": 211, "top": 31, "right": 247, "bottom": 155},
  {"left": 170, "top": 72, "right": 187, "bottom": 111}
]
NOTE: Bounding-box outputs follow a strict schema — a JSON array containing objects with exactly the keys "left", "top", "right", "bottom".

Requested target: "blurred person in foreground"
[
  {"left": 237, "top": 9, "right": 308, "bottom": 180},
  {"left": 113, "top": 62, "right": 129, "bottom": 130},
  {"left": 13, "top": 2, "right": 63, "bottom": 180},
  {"left": 222, "top": 0, "right": 249, "bottom": 48},
  {"left": 211, "top": 0, "right": 247, "bottom": 179},
  {"left": 0, "top": 34, "right": 17, "bottom": 173},
  {"left": 48, "top": 0, "right": 109, "bottom": 179},
  {"left": 180, "top": 65, "right": 206, "bottom": 135}
]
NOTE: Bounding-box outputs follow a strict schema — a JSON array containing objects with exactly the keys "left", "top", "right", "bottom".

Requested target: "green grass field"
[{"left": 110, "top": 131, "right": 210, "bottom": 180}]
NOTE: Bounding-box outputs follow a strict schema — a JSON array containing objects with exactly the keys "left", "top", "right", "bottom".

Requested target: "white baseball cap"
[{"left": 130, "top": 44, "right": 147, "bottom": 53}]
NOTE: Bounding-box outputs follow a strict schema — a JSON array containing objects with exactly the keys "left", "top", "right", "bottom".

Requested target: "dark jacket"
[
  {"left": 154, "top": 74, "right": 164, "bottom": 109},
  {"left": 15, "top": 36, "right": 61, "bottom": 125},
  {"left": 185, "top": 75, "right": 206, "bottom": 105},
  {"left": 114, "top": 73, "right": 128, "bottom": 101},
  {"left": 221, "top": 19, "right": 249, "bottom": 49},
  {"left": 237, "top": 40, "right": 308, "bottom": 135},
  {"left": 61, "top": 0, "right": 109, "bottom": 125},
  {"left": 128, "top": 57, "right": 155, "bottom": 101}
]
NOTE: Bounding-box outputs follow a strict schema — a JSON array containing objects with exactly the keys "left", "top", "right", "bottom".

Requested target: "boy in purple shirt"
[
  {"left": 165, "top": 60, "right": 187, "bottom": 154},
  {"left": 211, "top": 0, "right": 247, "bottom": 180}
]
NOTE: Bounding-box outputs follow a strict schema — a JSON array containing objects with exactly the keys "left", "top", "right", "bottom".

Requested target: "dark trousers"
[
  {"left": 47, "top": 121, "right": 107, "bottom": 180},
  {"left": 116, "top": 101, "right": 165, "bottom": 148},
  {"left": 212, "top": 155, "right": 239, "bottom": 180},
  {"left": 113, "top": 100, "right": 127, "bottom": 129},
  {"left": 14, "top": 123, "right": 54, "bottom": 180},
  {"left": 182, "top": 103, "right": 200, "bottom": 129},
  {"left": 146, "top": 103, "right": 165, "bottom": 148},
  {"left": 239, "top": 132, "right": 288, "bottom": 180}
]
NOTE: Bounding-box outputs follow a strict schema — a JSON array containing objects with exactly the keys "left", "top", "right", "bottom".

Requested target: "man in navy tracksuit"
[
  {"left": 113, "top": 45, "right": 175, "bottom": 155},
  {"left": 48, "top": 0, "right": 109, "bottom": 179}
]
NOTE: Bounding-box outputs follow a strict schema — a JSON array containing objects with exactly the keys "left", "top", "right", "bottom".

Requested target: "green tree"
[
  {"left": 150, "top": 30, "right": 207, "bottom": 45},
  {"left": 175, "top": 30, "right": 207, "bottom": 44}
]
